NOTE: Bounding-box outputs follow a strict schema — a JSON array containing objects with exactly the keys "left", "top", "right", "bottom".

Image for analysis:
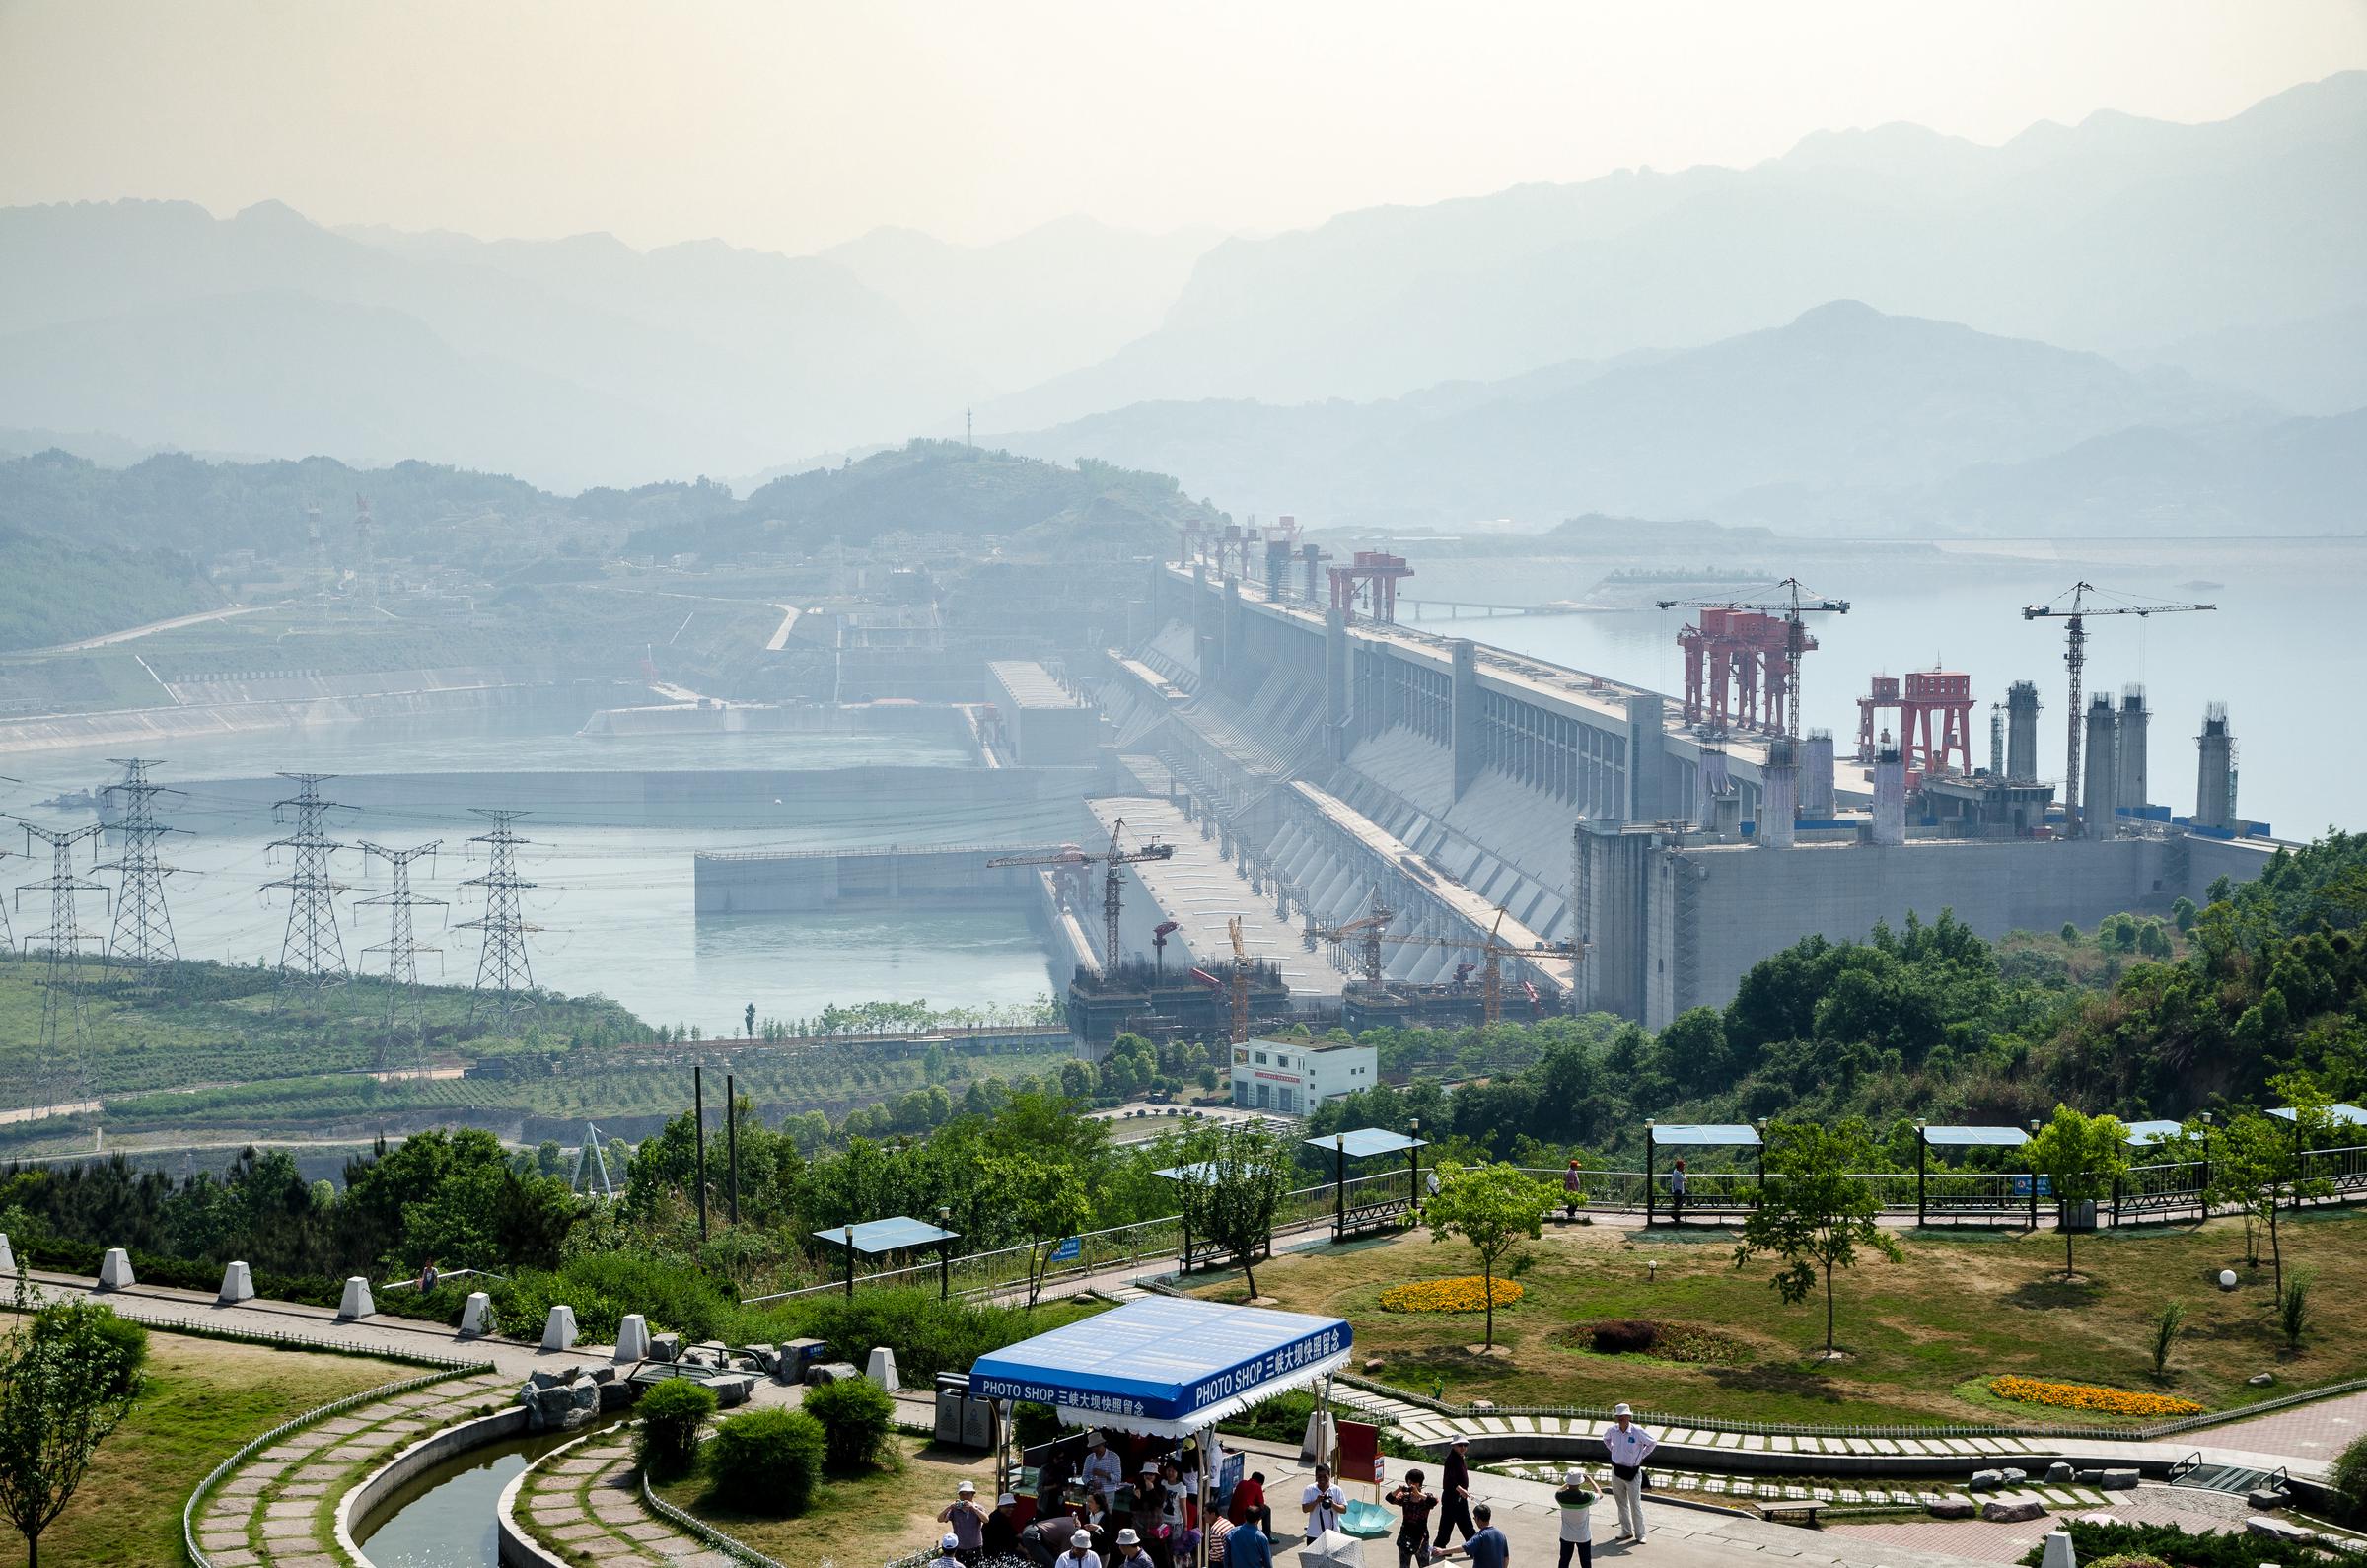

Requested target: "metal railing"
[
  {"left": 639, "top": 1468, "right": 786, "bottom": 1567},
  {"left": 731, "top": 1142, "right": 2367, "bottom": 1307}
]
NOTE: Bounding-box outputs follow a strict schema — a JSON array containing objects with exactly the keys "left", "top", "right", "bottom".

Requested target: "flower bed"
[
  {"left": 1380, "top": 1276, "right": 1524, "bottom": 1314},
  {"left": 1988, "top": 1376, "right": 2203, "bottom": 1418}
]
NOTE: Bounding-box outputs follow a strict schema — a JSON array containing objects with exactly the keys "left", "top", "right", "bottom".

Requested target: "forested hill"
[
  {"left": 1312, "top": 831, "right": 2367, "bottom": 1163},
  {"left": 622, "top": 440, "right": 1226, "bottom": 561},
  {"left": 0, "top": 442, "right": 1219, "bottom": 568},
  {"left": 0, "top": 526, "right": 219, "bottom": 652}
]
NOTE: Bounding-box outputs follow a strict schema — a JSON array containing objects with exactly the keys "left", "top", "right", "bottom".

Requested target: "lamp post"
[
  {"left": 2028, "top": 1120, "right": 2042, "bottom": 1232},
  {"left": 1408, "top": 1117, "right": 1422, "bottom": 1215},
  {"left": 843, "top": 1224, "right": 856, "bottom": 1299},
  {"left": 1914, "top": 1118, "right": 1928, "bottom": 1228},
  {"left": 1645, "top": 1119, "right": 1657, "bottom": 1229},
  {"left": 939, "top": 1205, "right": 954, "bottom": 1302}
]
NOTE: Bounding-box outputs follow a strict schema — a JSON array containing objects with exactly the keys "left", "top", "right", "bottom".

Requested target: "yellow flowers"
[
  {"left": 1987, "top": 1376, "right": 2202, "bottom": 1418},
  {"left": 1380, "top": 1276, "right": 1525, "bottom": 1314}
]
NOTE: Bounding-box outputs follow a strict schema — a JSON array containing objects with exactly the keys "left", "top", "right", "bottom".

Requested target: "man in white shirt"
[
  {"left": 1080, "top": 1431, "right": 1122, "bottom": 1506},
  {"left": 1601, "top": 1403, "right": 1658, "bottom": 1544},
  {"left": 1302, "top": 1462, "right": 1348, "bottom": 1540},
  {"left": 1059, "top": 1528, "right": 1102, "bottom": 1568}
]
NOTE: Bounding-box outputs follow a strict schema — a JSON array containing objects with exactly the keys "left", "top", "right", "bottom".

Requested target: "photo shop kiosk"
[{"left": 968, "top": 1296, "right": 1354, "bottom": 1566}]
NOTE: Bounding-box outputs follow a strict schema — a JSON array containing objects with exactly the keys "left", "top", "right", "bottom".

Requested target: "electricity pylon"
[
  {"left": 99, "top": 757, "right": 185, "bottom": 974},
  {"left": 13, "top": 820, "right": 108, "bottom": 1111},
  {"left": 262, "top": 772, "right": 350, "bottom": 996},
  {"left": 460, "top": 809, "right": 539, "bottom": 1029},
  {"left": 358, "top": 839, "right": 443, "bottom": 1078}
]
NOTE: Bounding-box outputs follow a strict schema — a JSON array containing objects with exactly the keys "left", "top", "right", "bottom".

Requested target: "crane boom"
[
  {"left": 2020, "top": 584, "right": 2215, "bottom": 836},
  {"left": 1306, "top": 900, "right": 1578, "bottom": 1025},
  {"left": 984, "top": 819, "right": 1175, "bottom": 972},
  {"left": 1655, "top": 576, "right": 1850, "bottom": 739}
]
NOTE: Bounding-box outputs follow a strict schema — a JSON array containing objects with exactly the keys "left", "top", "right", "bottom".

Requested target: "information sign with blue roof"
[
  {"left": 1647, "top": 1123, "right": 1760, "bottom": 1147},
  {"left": 814, "top": 1216, "right": 961, "bottom": 1255},
  {"left": 1303, "top": 1127, "right": 1427, "bottom": 1160},
  {"left": 1919, "top": 1124, "right": 2030, "bottom": 1147},
  {"left": 2269, "top": 1103, "right": 2367, "bottom": 1126},
  {"left": 968, "top": 1296, "right": 1351, "bottom": 1438}
]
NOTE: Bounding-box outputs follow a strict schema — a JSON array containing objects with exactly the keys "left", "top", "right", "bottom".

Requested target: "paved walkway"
[
  {"left": 511, "top": 1430, "right": 731, "bottom": 1567},
  {"left": 193, "top": 1366, "right": 517, "bottom": 1567}
]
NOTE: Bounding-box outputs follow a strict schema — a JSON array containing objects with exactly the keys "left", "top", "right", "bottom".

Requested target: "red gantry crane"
[
  {"left": 987, "top": 820, "right": 1175, "bottom": 974},
  {"left": 2020, "top": 583, "right": 2215, "bottom": 837},
  {"left": 1657, "top": 577, "right": 1851, "bottom": 740}
]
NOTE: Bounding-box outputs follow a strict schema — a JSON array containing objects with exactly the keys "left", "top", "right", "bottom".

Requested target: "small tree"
[
  {"left": 2150, "top": 1300, "right": 2186, "bottom": 1382},
  {"left": 745, "top": 1002, "right": 756, "bottom": 1039},
  {"left": 2279, "top": 1271, "right": 2313, "bottom": 1352},
  {"left": 1170, "top": 1121, "right": 1290, "bottom": 1300},
  {"left": 1423, "top": 1161, "right": 1559, "bottom": 1350},
  {"left": 0, "top": 1289, "right": 149, "bottom": 1568},
  {"left": 2212, "top": 1081, "right": 2338, "bottom": 1296},
  {"left": 2025, "top": 1105, "right": 2129, "bottom": 1279},
  {"left": 1733, "top": 1119, "right": 1900, "bottom": 1355},
  {"left": 983, "top": 1151, "right": 1094, "bottom": 1307}
]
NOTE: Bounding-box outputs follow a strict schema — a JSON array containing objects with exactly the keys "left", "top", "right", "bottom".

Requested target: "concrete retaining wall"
[
  {"left": 337, "top": 1406, "right": 528, "bottom": 1566},
  {"left": 495, "top": 1428, "right": 598, "bottom": 1568},
  {"left": 694, "top": 844, "right": 1046, "bottom": 913}
]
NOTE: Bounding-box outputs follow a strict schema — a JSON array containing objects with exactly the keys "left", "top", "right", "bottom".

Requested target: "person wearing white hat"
[
  {"left": 1555, "top": 1465, "right": 1601, "bottom": 1568},
  {"left": 984, "top": 1491, "right": 1023, "bottom": 1558},
  {"left": 1081, "top": 1430, "right": 1122, "bottom": 1505},
  {"left": 1602, "top": 1404, "right": 1657, "bottom": 1544},
  {"left": 1061, "top": 1528, "right": 1103, "bottom": 1568},
  {"left": 1112, "top": 1526, "right": 1152, "bottom": 1564},
  {"left": 930, "top": 1532, "right": 965, "bottom": 1568},
  {"left": 938, "top": 1478, "right": 987, "bottom": 1559}
]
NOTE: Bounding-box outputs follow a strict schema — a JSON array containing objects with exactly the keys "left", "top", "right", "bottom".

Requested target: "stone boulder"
[
  {"left": 1968, "top": 1470, "right": 2006, "bottom": 1492},
  {"left": 2045, "top": 1462, "right": 2077, "bottom": 1484},
  {"left": 519, "top": 1369, "right": 602, "bottom": 1433},
  {"left": 1927, "top": 1499, "right": 1976, "bottom": 1520},
  {"left": 2099, "top": 1469, "right": 2139, "bottom": 1491},
  {"left": 2247, "top": 1516, "right": 2313, "bottom": 1543},
  {"left": 1982, "top": 1500, "right": 2048, "bottom": 1524},
  {"left": 650, "top": 1332, "right": 682, "bottom": 1362},
  {"left": 2000, "top": 1468, "right": 2029, "bottom": 1485},
  {"left": 2248, "top": 1488, "right": 2290, "bottom": 1511},
  {"left": 2249, "top": 1372, "right": 2277, "bottom": 1387},
  {"left": 708, "top": 1373, "right": 758, "bottom": 1408}
]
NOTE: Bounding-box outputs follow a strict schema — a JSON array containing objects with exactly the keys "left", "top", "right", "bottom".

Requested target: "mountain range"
[
  {"left": 0, "top": 72, "right": 2360, "bottom": 528},
  {"left": 997, "top": 300, "right": 2362, "bottom": 535}
]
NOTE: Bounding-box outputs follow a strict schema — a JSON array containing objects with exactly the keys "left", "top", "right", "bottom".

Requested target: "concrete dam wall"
[{"left": 694, "top": 844, "right": 1048, "bottom": 913}]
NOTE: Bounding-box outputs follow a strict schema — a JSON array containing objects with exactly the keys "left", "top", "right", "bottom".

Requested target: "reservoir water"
[
  {"left": 2, "top": 714, "right": 1063, "bottom": 1033},
  {"left": 1404, "top": 535, "right": 2365, "bottom": 837}
]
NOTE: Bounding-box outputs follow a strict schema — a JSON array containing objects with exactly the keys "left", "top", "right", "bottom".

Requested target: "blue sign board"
[
  {"left": 1218, "top": 1450, "right": 1245, "bottom": 1506},
  {"left": 1049, "top": 1235, "right": 1082, "bottom": 1264},
  {"left": 968, "top": 1298, "right": 1352, "bottom": 1423}
]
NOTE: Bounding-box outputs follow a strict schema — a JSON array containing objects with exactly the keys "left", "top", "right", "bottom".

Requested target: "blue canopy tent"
[
  {"left": 1643, "top": 1121, "right": 1760, "bottom": 1227},
  {"left": 1914, "top": 1123, "right": 2032, "bottom": 1227},
  {"left": 813, "top": 1216, "right": 961, "bottom": 1299},
  {"left": 1304, "top": 1127, "right": 1428, "bottom": 1241},
  {"left": 970, "top": 1297, "right": 1352, "bottom": 1563}
]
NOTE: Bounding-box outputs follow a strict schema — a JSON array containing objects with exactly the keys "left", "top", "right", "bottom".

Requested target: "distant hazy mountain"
[
  {"left": 998, "top": 301, "right": 2297, "bottom": 532},
  {"left": 819, "top": 217, "right": 1220, "bottom": 398},
  {"left": 983, "top": 72, "right": 2367, "bottom": 429}
]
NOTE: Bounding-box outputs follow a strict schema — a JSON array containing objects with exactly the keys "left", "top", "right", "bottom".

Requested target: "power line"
[
  {"left": 12, "top": 819, "right": 108, "bottom": 1111},
  {"left": 99, "top": 756, "right": 186, "bottom": 972},
  {"left": 460, "top": 809, "right": 541, "bottom": 1028},
  {"left": 261, "top": 772, "right": 350, "bottom": 994},
  {"left": 357, "top": 839, "right": 443, "bottom": 1078}
]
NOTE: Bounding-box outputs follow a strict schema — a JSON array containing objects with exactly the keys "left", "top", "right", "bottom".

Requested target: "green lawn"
[
  {"left": 1189, "top": 1208, "right": 2367, "bottom": 1430},
  {"left": 655, "top": 1433, "right": 998, "bottom": 1567},
  {"left": 37, "top": 1330, "right": 411, "bottom": 1567}
]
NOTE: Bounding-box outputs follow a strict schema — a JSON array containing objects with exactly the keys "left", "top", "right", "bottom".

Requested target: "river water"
[
  {"left": 2, "top": 714, "right": 1062, "bottom": 1033},
  {"left": 1404, "top": 535, "right": 2365, "bottom": 837}
]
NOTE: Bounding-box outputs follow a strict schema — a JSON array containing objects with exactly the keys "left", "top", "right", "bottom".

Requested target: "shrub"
[
  {"left": 2150, "top": 1301, "right": 2186, "bottom": 1381},
  {"left": 636, "top": 1378, "right": 717, "bottom": 1478},
  {"left": 2331, "top": 1431, "right": 2367, "bottom": 1523},
  {"left": 737, "top": 1288, "right": 1094, "bottom": 1382},
  {"left": 2279, "top": 1272, "right": 2312, "bottom": 1351},
  {"left": 2020, "top": 1522, "right": 2322, "bottom": 1568},
  {"left": 2091, "top": 1556, "right": 2174, "bottom": 1568},
  {"left": 803, "top": 1376, "right": 897, "bottom": 1471},
  {"left": 706, "top": 1406, "right": 825, "bottom": 1514},
  {"left": 494, "top": 1253, "right": 734, "bottom": 1345},
  {"left": 1589, "top": 1319, "right": 1660, "bottom": 1354}
]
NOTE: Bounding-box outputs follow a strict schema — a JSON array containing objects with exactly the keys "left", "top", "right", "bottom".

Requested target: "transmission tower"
[
  {"left": 99, "top": 757, "right": 185, "bottom": 972},
  {"left": 261, "top": 772, "right": 350, "bottom": 994},
  {"left": 358, "top": 839, "right": 443, "bottom": 1077},
  {"left": 13, "top": 820, "right": 108, "bottom": 1110},
  {"left": 460, "top": 809, "right": 540, "bottom": 1028}
]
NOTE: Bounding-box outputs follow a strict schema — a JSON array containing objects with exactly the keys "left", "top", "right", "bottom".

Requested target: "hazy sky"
[{"left": 2, "top": 0, "right": 2362, "bottom": 255}]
